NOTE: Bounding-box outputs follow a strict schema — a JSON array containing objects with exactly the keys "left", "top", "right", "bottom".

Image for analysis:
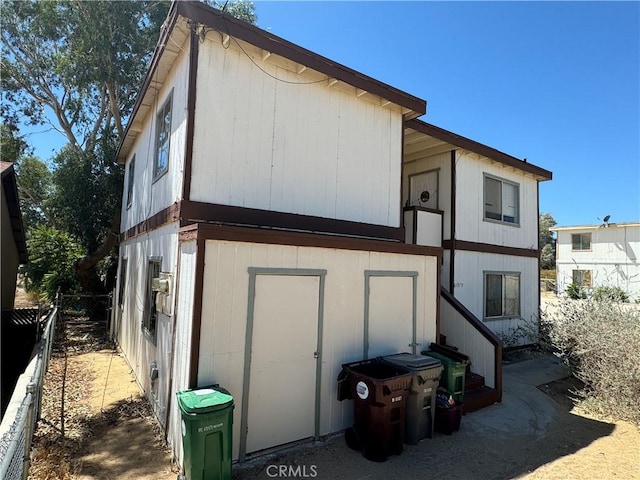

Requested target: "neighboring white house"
[
  {"left": 403, "top": 121, "right": 552, "bottom": 345},
  {"left": 552, "top": 222, "right": 640, "bottom": 300},
  {"left": 113, "top": 1, "right": 550, "bottom": 469}
]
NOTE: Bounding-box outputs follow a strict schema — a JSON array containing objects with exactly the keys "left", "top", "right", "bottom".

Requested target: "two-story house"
[
  {"left": 403, "top": 121, "right": 552, "bottom": 348},
  {"left": 113, "top": 1, "right": 551, "bottom": 467},
  {"left": 552, "top": 222, "right": 640, "bottom": 300}
]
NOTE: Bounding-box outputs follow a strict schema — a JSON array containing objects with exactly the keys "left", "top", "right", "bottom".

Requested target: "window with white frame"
[
  {"left": 572, "top": 269, "right": 592, "bottom": 287},
  {"left": 153, "top": 92, "right": 172, "bottom": 180},
  {"left": 485, "top": 272, "right": 520, "bottom": 319},
  {"left": 126, "top": 156, "right": 135, "bottom": 208},
  {"left": 143, "top": 257, "right": 161, "bottom": 339},
  {"left": 571, "top": 233, "right": 591, "bottom": 251},
  {"left": 484, "top": 175, "right": 519, "bottom": 225}
]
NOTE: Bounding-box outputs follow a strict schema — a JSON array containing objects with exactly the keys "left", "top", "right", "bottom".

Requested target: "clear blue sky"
[
  {"left": 252, "top": 1, "right": 640, "bottom": 227},
  {"left": 22, "top": 1, "right": 639, "bottom": 228}
]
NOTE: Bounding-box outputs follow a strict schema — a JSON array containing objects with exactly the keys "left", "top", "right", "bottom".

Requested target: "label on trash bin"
[
  {"left": 193, "top": 389, "right": 216, "bottom": 396},
  {"left": 356, "top": 381, "right": 369, "bottom": 400},
  {"left": 181, "top": 419, "right": 186, "bottom": 437}
]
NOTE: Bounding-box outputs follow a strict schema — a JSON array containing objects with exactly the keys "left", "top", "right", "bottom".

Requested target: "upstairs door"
[{"left": 409, "top": 169, "right": 439, "bottom": 210}]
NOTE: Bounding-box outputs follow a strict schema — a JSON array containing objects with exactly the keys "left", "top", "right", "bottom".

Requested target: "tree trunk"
[{"left": 75, "top": 211, "right": 120, "bottom": 293}]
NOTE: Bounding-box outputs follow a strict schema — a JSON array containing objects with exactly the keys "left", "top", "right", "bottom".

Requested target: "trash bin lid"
[
  {"left": 177, "top": 386, "right": 234, "bottom": 414},
  {"left": 383, "top": 353, "right": 442, "bottom": 371}
]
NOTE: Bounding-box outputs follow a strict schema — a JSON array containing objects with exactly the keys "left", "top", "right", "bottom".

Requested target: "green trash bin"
[
  {"left": 177, "top": 385, "right": 234, "bottom": 480},
  {"left": 423, "top": 351, "right": 467, "bottom": 402}
]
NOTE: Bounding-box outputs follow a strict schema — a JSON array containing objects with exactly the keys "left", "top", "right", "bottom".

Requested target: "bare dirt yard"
[{"left": 29, "top": 317, "right": 639, "bottom": 480}]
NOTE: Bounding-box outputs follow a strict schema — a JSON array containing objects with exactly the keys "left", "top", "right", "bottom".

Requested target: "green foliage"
[
  {"left": 591, "top": 286, "right": 629, "bottom": 303},
  {"left": 13, "top": 155, "right": 53, "bottom": 230},
  {"left": 0, "top": 122, "right": 29, "bottom": 163},
  {"left": 22, "top": 225, "right": 84, "bottom": 301},
  {"left": 209, "top": 0, "right": 258, "bottom": 24},
  {"left": 49, "top": 145, "right": 123, "bottom": 254},
  {"left": 539, "top": 212, "right": 557, "bottom": 270},
  {"left": 566, "top": 282, "right": 587, "bottom": 300},
  {"left": 540, "top": 299, "right": 640, "bottom": 424}
]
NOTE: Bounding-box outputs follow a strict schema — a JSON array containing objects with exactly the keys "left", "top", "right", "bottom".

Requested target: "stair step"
[
  {"left": 465, "top": 372, "right": 485, "bottom": 392},
  {"left": 463, "top": 386, "right": 501, "bottom": 413}
]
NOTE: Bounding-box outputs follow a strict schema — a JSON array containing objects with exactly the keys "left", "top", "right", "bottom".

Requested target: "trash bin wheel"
[
  {"left": 344, "top": 426, "right": 361, "bottom": 451},
  {"left": 362, "top": 442, "right": 387, "bottom": 463}
]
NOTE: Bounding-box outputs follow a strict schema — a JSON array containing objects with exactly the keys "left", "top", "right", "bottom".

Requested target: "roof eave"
[{"left": 406, "top": 118, "right": 553, "bottom": 181}]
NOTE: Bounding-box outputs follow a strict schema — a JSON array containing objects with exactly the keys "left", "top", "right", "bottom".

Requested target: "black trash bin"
[
  {"left": 337, "top": 358, "right": 412, "bottom": 462},
  {"left": 380, "top": 353, "right": 443, "bottom": 444}
]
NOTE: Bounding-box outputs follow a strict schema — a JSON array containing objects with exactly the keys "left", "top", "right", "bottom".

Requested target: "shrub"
[
  {"left": 592, "top": 286, "right": 629, "bottom": 303},
  {"left": 566, "top": 282, "right": 587, "bottom": 300},
  {"left": 539, "top": 298, "right": 640, "bottom": 424},
  {"left": 21, "top": 225, "right": 84, "bottom": 301}
]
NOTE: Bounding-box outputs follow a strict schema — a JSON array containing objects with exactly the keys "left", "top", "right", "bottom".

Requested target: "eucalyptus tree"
[{"left": 2, "top": 1, "right": 256, "bottom": 292}]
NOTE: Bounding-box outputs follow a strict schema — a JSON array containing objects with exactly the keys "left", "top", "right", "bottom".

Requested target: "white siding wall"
[
  {"left": 190, "top": 37, "right": 403, "bottom": 227},
  {"left": 453, "top": 251, "right": 539, "bottom": 344},
  {"left": 455, "top": 152, "right": 538, "bottom": 249},
  {"left": 402, "top": 151, "right": 452, "bottom": 240},
  {"left": 192, "top": 240, "right": 438, "bottom": 460},
  {"left": 116, "top": 222, "right": 179, "bottom": 427},
  {"left": 120, "top": 46, "right": 190, "bottom": 231},
  {"left": 166, "top": 240, "right": 197, "bottom": 465},
  {"left": 556, "top": 225, "right": 640, "bottom": 300},
  {"left": 439, "top": 299, "right": 496, "bottom": 388}
]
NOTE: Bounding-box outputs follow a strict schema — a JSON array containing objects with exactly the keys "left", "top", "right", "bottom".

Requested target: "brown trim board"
[
  {"left": 176, "top": 2, "right": 426, "bottom": 116},
  {"left": 181, "top": 200, "right": 404, "bottom": 242},
  {"left": 449, "top": 150, "right": 456, "bottom": 293},
  {"left": 441, "top": 288, "right": 503, "bottom": 401},
  {"left": 182, "top": 26, "right": 199, "bottom": 203},
  {"left": 188, "top": 238, "right": 206, "bottom": 388},
  {"left": 179, "top": 223, "right": 443, "bottom": 259},
  {"left": 120, "top": 202, "right": 181, "bottom": 242},
  {"left": 115, "top": 4, "right": 179, "bottom": 163},
  {"left": 407, "top": 119, "right": 552, "bottom": 181},
  {"left": 443, "top": 239, "right": 539, "bottom": 259}
]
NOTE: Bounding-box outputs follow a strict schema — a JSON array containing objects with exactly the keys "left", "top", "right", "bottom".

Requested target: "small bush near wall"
[
  {"left": 540, "top": 299, "right": 640, "bottom": 424},
  {"left": 592, "top": 286, "right": 629, "bottom": 303},
  {"left": 566, "top": 282, "right": 587, "bottom": 300}
]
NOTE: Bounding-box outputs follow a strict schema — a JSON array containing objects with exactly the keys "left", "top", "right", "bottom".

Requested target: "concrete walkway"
[{"left": 233, "top": 353, "right": 623, "bottom": 480}]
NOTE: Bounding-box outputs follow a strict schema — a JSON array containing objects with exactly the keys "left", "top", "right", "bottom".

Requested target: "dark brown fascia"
[
  {"left": 1, "top": 164, "right": 28, "bottom": 263},
  {"left": 114, "top": 3, "right": 180, "bottom": 164},
  {"left": 406, "top": 119, "right": 553, "bottom": 181},
  {"left": 176, "top": 1, "right": 426, "bottom": 116},
  {"left": 181, "top": 200, "right": 404, "bottom": 242},
  {"left": 179, "top": 222, "right": 443, "bottom": 260},
  {"left": 442, "top": 239, "right": 539, "bottom": 258}
]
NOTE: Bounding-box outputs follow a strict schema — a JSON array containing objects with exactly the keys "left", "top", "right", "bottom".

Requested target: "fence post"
[{"left": 21, "top": 385, "right": 36, "bottom": 480}]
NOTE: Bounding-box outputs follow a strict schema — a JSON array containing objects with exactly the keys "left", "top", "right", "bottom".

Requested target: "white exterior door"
[
  {"left": 246, "top": 274, "right": 319, "bottom": 454},
  {"left": 367, "top": 275, "right": 415, "bottom": 358},
  {"left": 409, "top": 170, "right": 439, "bottom": 209}
]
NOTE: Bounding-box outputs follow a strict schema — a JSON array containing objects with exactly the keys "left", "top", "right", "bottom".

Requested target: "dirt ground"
[
  {"left": 29, "top": 348, "right": 178, "bottom": 480},
  {"left": 29, "top": 346, "right": 640, "bottom": 480}
]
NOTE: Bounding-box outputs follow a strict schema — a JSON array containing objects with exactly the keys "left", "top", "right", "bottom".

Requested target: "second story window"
[
  {"left": 126, "top": 156, "right": 135, "bottom": 208},
  {"left": 571, "top": 233, "right": 591, "bottom": 251},
  {"left": 154, "top": 92, "right": 173, "bottom": 180},
  {"left": 484, "top": 174, "right": 519, "bottom": 225}
]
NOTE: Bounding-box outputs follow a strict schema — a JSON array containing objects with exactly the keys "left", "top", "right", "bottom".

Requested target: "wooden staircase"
[{"left": 428, "top": 342, "right": 501, "bottom": 413}]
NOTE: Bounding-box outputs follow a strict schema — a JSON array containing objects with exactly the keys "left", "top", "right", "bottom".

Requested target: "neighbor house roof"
[
  {"left": 1, "top": 161, "right": 28, "bottom": 263},
  {"left": 116, "top": 1, "right": 427, "bottom": 164},
  {"left": 405, "top": 118, "right": 553, "bottom": 181},
  {"left": 551, "top": 222, "right": 640, "bottom": 232}
]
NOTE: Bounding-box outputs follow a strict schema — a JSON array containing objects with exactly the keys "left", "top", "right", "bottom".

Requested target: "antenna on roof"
[
  {"left": 598, "top": 215, "right": 611, "bottom": 228},
  {"left": 221, "top": 0, "right": 229, "bottom": 13}
]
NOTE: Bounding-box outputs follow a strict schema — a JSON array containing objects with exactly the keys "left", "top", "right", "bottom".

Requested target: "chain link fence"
[{"left": 0, "top": 304, "right": 57, "bottom": 480}]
